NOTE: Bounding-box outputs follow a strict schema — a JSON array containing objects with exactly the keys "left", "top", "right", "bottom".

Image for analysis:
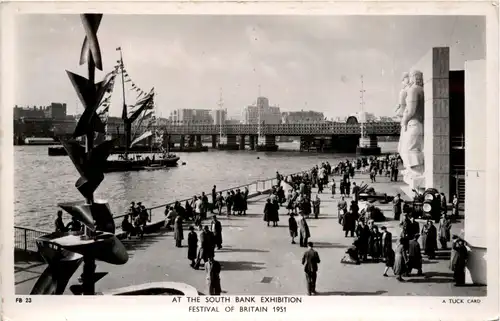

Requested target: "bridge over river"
[{"left": 17, "top": 116, "right": 401, "bottom": 153}]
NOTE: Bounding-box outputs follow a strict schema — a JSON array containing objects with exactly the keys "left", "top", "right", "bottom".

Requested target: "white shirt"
[{"left": 195, "top": 199, "right": 203, "bottom": 213}]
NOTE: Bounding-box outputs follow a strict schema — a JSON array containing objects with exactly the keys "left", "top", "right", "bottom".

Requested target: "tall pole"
[
  {"left": 218, "top": 87, "right": 224, "bottom": 141},
  {"left": 117, "top": 47, "right": 130, "bottom": 155},
  {"left": 257, "top": 85, "right": 262, "bottom": 144},
  {"left": 360, "top": 75, "right": 366, "bottom": 138}
]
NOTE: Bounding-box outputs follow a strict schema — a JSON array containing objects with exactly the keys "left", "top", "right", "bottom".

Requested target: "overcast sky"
[{"left": 14, "top": 15, "right": 485, "bottom": 119}]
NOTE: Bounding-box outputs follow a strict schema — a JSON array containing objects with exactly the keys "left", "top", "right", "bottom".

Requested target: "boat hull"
[{"left": 104, "top": 157, "right": 180, "bottom": 173}]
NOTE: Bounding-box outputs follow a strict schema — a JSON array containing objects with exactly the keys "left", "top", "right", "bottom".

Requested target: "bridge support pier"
[
  {"left": 196, "top": 135, "right": 202, "bottom": 148},
  {"left": 179, "top": 135, "right": 185, "bottom": 151},
  {"left": 218, "top": 134, "right": 239, "bottom": 150},
  {"left": 239, "top": 135, "right": 246, "bottom": 150},
  {"left": 211, "top": 135, "right": 217, "bottom": 148},
  {"left": 188, "top": 135, "right": 195, "bottom": 148},
  {"left": 256, "top": 135, "right": 279, "bottom": 152},
  {"left": 356, "top": 135, "right": 381, "bottom": 155},
  {"left": 249, "top": 135, "right": 256, "bottom": 150}
]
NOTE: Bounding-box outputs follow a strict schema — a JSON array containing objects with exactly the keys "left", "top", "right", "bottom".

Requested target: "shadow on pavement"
[
  {"left": 217, "top": 247, "right": 269, "bottom": 253},
  {"left": 318, "top": 290, "right": 387, "bottom": 296},
  {"left": 312, "top": 242, "right": 349, "bottom": 249},
  {"left": 219, "top": 260, "right": 265, "bottom": 271},
  {"left": 121, "top": 231, "right": 170, "bottom": 257},
  {"left": 405, "top": 271, "right": 454, "bottom": 284}
]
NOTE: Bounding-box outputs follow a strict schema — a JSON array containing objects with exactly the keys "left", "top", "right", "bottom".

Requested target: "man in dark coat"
[
  {"left": 288, "top": 213, "right": 298, "bottom": 244},
  {"left": 407, "top": 216, "right": 420, "bottom": 241},
  {"left": 380, "top": 226, "right": 393, "bottom": 262},
  {"left": 302, "top": 242, "right": 321, "bottom": 296},
  {"left": 211, "top": 185, "right": 217, "bottom": 214},
  {"left": 55, "top": 210, "right": 67, "bottom": 233},
  {"left": 194, "top": 226, "right": 214, "bottom": 269},
  {"left": 392, "top": 194, "right": 402, "bottom": 221},
  {"left": 351, "top": 182, "right": 360, "bottom": 202},
  {"left": 187, "top": 226, "right": 198, "bottom": 267},
  {"left": 205, "top": 256, "right": 222, "bottom": 295},
  {"left": 440, "top": 192, "right": 448, "bottom": 216},
  {"left": 343, "top": 210, "right": 356, "bottom": 237},
  {"left": 210, "top": 215, "right": 223, "bottom": 250},
  {"left": 355, "top": 220, "right": 371, "bottom": 261},
  {"left": 407, "top": 234, "right": 423, "bottom": 276}
]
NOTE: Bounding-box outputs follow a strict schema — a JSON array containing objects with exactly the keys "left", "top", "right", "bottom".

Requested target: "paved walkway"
[{"left": 15, "top": 173, "right": 486, "bottom": 296}]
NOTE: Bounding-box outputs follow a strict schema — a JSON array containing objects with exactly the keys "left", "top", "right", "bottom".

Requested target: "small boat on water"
[{"left": 96, "top": 48, "right": 179, "bottom": 172}]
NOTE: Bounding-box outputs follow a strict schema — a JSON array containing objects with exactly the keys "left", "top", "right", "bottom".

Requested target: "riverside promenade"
[{"left": 15, "top": 173, "right": 486, "bottom": 296}]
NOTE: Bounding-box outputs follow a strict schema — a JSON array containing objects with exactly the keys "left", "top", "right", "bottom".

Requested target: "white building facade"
[{"left": 243, "top": 97, "right": 281, "bottom": 125}]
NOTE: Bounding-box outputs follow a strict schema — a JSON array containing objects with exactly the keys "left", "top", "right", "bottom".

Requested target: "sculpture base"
[
  {"left": 400, "top": 170, "right": 425, "bottom": 199},
  {"left": 465, "top": 245, "right": 487, "bottom": 285}
]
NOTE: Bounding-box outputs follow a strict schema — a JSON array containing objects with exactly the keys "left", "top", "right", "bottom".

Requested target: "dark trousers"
[
  {"left": 305, "top": 271, "right": 317, "bottom": 295},
  {"left": 300, "top": 234, "right": 308, "bottom": 247},
  {"left": 345, "top": 229, "right": 354, "bottom": 237}
]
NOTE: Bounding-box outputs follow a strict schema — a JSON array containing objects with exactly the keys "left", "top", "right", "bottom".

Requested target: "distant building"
[
  {"left": 282, "top": 110, "right": 325, "bottom": 124},
  {"left": 44, "top": 103, "right": 67, "bottom": 119},
  {"left": 169, "top": 109, "right": 214, "bottom": 125},
  {"left": 211, "top": 109, "right": 227, "bottom": 125},
  {"left": 14, "top": 103, "right": 67, "bottom": 120},
  {"left": 243, "top": 97, "right": 281, "bottom": 125},
  {"left": 14, "top": 105, "right": 46, "bottom": 120}
]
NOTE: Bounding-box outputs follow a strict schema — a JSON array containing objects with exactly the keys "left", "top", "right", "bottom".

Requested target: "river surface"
[{"left": 14, "top": 142, "right": 397, "bottom": 229}]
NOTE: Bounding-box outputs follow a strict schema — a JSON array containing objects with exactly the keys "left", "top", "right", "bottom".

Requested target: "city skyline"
[{"left": 15, "top": 15, "right": 485, "bottom": 119}]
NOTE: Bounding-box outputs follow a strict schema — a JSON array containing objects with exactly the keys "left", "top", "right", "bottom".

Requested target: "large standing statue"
[
  {"left": 399, "top": 69, "right": 425, "bottom": 183},
  {"left": 395, "top": 72, "right": 410, "bottom": 156}
]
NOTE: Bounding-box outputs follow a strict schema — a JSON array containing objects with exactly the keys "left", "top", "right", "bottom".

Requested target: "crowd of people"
[{"left": 53, "top": 153, "right": 469, "bottom": 294}]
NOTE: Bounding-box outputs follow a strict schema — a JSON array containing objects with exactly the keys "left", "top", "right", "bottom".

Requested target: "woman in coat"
[
  {"left": 312, "top": 195, "right": 321, "bottom": 219},
  {"left": 368, "top": 225, "right": 382, "bottom": 262},
  {"left": 421, "top": 220, "right": 437, "bottom": 259},
  {"left": 187, "top": 226, "right": 198, "bottom": 267},
  {"left": 451, "top": 239, "right": 468, "bottom": 286},
  {"left": 174, "top": 215, "right": 184, "bottom": 248},
  {"left": 263, "top": 198, "right": 273, "bottom": 226},
  {"left": 438, "top": 215, "right": 452, "bottom": 249},
  {"left": 288, "top": 213, "right": 298, "bottom": 244},
  {"left": 393, "top": 238, "right": 408, "bottom": 281}
]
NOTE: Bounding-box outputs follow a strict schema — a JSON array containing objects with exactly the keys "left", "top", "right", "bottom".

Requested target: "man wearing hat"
[
  {"left": 187, "top": 226, "right": 198, "bottom": 267},
  {"left": 407, "top": 234, "right": 423, "bottom": 276}
]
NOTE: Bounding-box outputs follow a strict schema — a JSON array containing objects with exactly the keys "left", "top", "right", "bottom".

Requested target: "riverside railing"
[
  {"left": 14, "top": 226, "right": 49, "bottom": 252},
  {"left": 112, "top": 169, "right": 311, "bottom": 226},
  {"left": 14, "top": 169, "right": 313, "bottom": 253}
]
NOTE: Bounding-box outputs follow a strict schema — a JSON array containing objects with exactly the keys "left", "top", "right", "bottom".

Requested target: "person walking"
[
  {"left": 393, "top": 238, "right": 408, "bottom": 282},
  {"left": 438, "top": 214, "right": 452, "bottom": 249},
  {"left": 381, "top": 227, "right": 395, "bottom": 276},
  {"left": 205, "top": 256, "right": 222, "bottom": 295},
  {"left": 312, "top": 195, "right": 321, "bottom": 219},
  {"left": 421, "top": 220, "right": 437, "bottom": 259},
  {"left": 298, "top": 212, "right": 311, "bottom": 247},
  {"left": 211, "top": 185, "right": 217, "bottom": 214},
  {"left": 288, "top": 213, "right": 298, "bottom": 244},
  {"left": 392, "top": 194, "right": 402, "bottom": 221},
  {"left": 302, "top": 242, "right": 321, "bottom": 296},
  {"left": 451, "top": 238, "right": 468, "bottom": 286},
  {"left": 194, "top": 226, "right": 213, "bottom": 269},
  {"left": 407, "top": 234, "right": 423, "bottom": 276},
  {"left": 187, "top": 226, "right": 198, "bottom": 267},
  {"left": 174, "top": 215, "right": 184, "bottom": 248},
  {"left": 210, "top": 215, "right": 223, "bottom": 250},
  {"left": 452, "top": 194, "right": 459, "bottom": 218}
]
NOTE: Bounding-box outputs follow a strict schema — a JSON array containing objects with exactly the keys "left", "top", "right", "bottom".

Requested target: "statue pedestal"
[
  {"left": 400, "top": 170, "right": 425, "bottom": 199},
  {"left": 465, "top": 245, "right": 487, "bottom": 285}
]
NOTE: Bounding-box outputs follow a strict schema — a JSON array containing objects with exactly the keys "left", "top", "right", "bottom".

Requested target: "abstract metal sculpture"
[{"left": 31, "top": 14, "right": 128, "bottom": 295}]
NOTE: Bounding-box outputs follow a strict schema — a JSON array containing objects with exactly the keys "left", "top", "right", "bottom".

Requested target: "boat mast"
[{"left": 117, "top": 47, "right": 130, "bottom": 154}]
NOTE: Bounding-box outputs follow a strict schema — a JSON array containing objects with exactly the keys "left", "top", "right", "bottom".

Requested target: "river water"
[{"left": 14, "top": 142, "right": 397, "bottom": 229}]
